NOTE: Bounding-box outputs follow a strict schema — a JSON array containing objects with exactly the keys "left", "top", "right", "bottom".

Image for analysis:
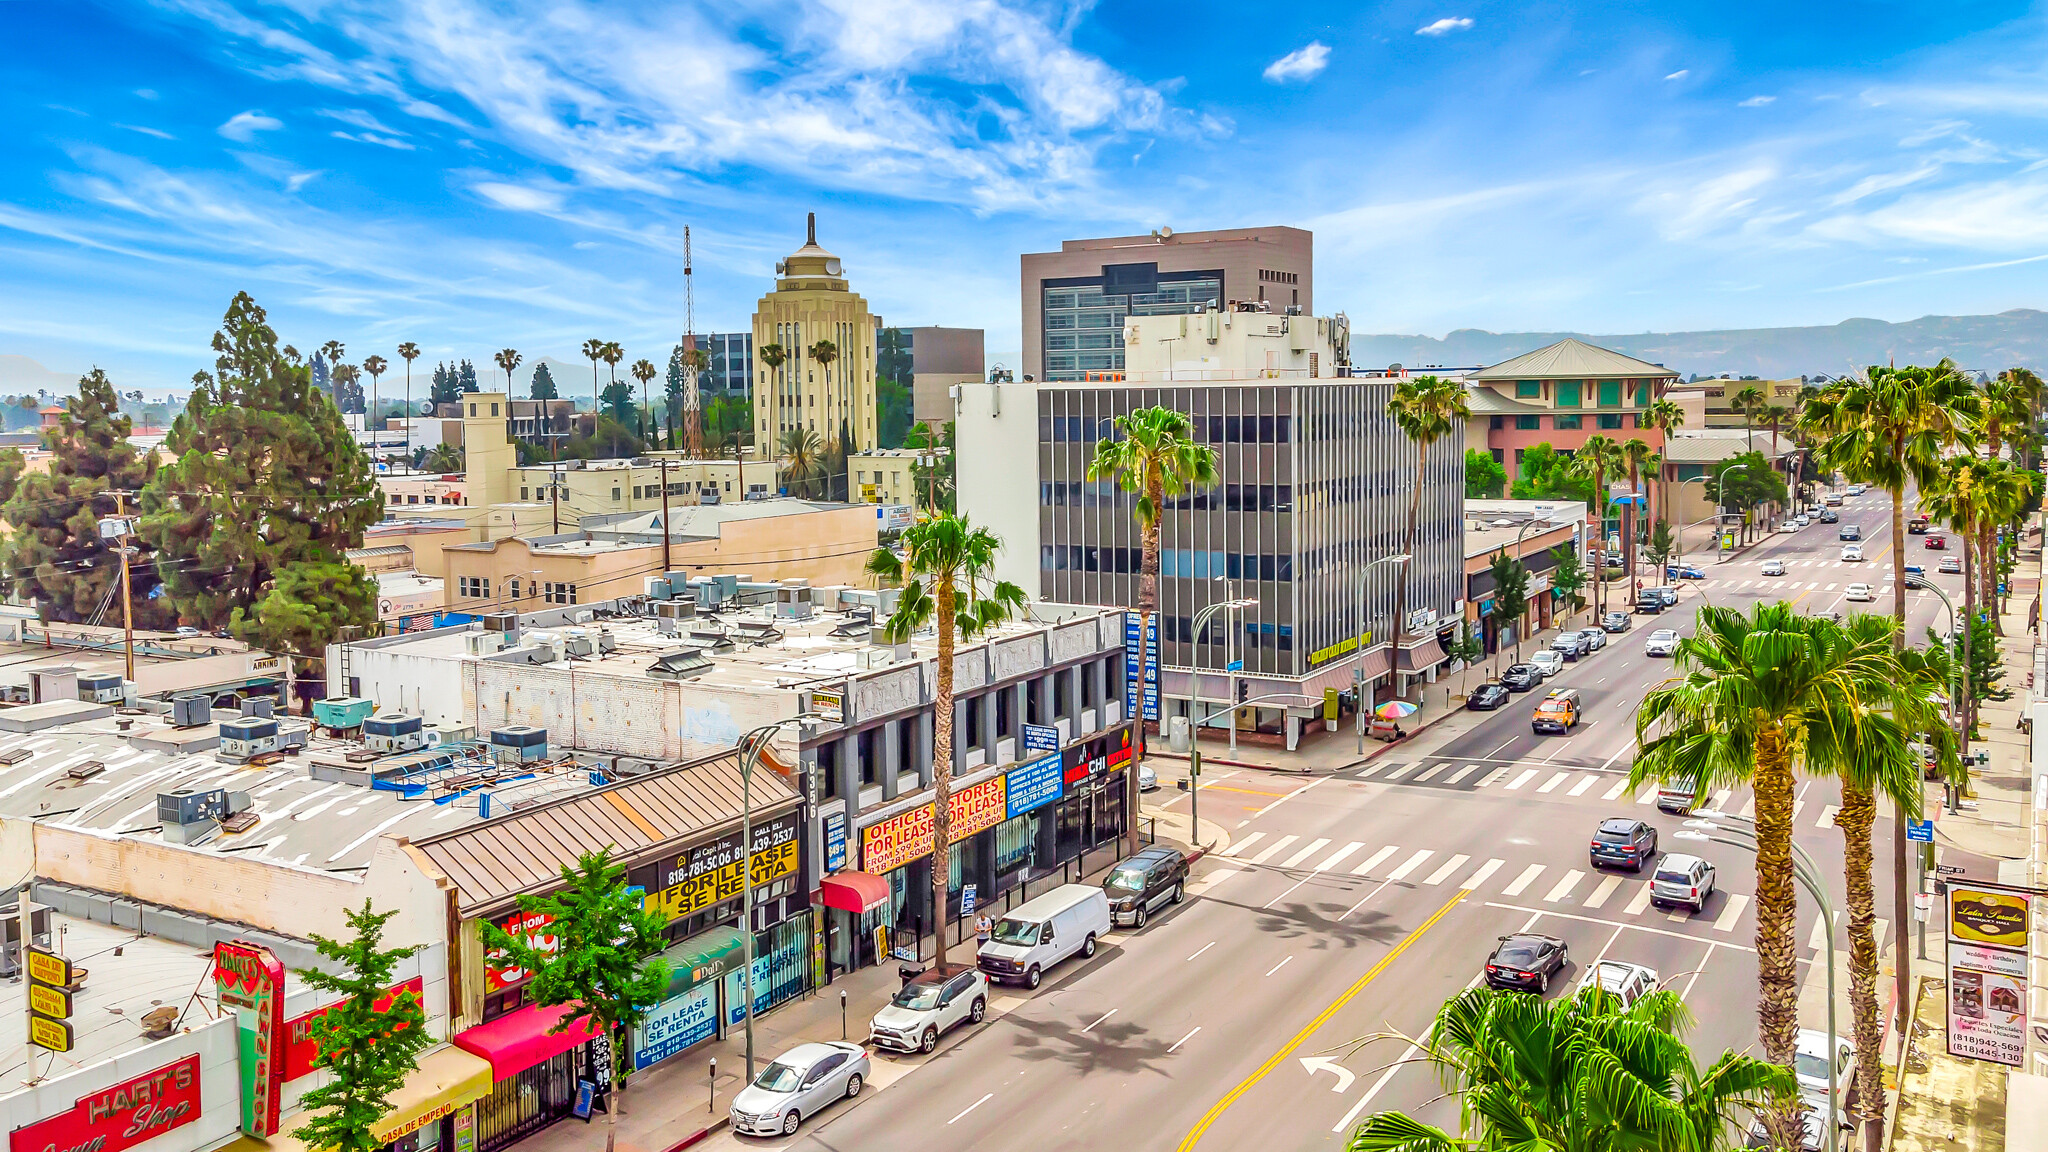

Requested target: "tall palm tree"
[
  {"left": 601, "top": 341, "right": 624, "bottom": 401},
  {"left": 1630, "top": 603, "right": 1912, "bottom": 1148},
  {"left": 1646, "top": 398, "right": 1687, "bottom": 530},
  {"left": 1621, "top": 437, "right": 1654, "bottom": 583},
  {"left": 1731, "top": 382, "right": 1765, "bottom": 443},
  {"left": 397, "top": 342, "right": 420, "bottom": 461},
  {"left": 1978, "top": 370, "right": 2039, "bottom": 622},
  {"left": 494, "top": 348, "right": 522, "bottom": 390},
  {"left": 809, "top": 340, "right": 839, "bottom": 432},
  {"left": 631, "top": 359, "right": 658, "bottom": 444},
  {"left": 780, "top": 427, "right": 825, "bottom": 498},
  {"left": 1385, "top": 375, "right": 1470, "bottom": 689},
  {"left": 320, "top": 339, "right": 345, "bottom": 370},
  {"left": 581, "top": 339, "right": 605, "bottom": 436},
  {"left": 1569, "top": 435, "right": 1622, "bottom": 618},
  {"left": 1980, "top": 458, "right": 2035, "bottom": 619},
  {"left": 362, "top": 355, "right": 387, "bottom": 446},
  {"left": 1089, "top": 407, "right": 1220, "bottom": 849},
  {"left": 867, "top": 516, "right": 1026, "bottom": 972},
  {"left": 1348, "top": 984, "right": 1794, "bottom": 1152},
  {"left": 757, "top": 343, "right": 787, "bottom": 450}
]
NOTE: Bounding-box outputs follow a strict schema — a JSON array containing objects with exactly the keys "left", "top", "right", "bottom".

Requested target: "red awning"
[
  {"left": 454, "top": 1002, "right": 602, "bottom": 1081},
  {"left": 817, "top": 871, "right": 891, "bottom": 914}
]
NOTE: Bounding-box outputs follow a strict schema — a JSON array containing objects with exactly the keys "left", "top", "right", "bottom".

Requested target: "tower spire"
[{"left": 806, "top": 211, "right": 816, "bottom": 246}]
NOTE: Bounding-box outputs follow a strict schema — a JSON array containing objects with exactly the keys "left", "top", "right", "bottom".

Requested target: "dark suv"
[
  {"left": 1589, "top": 818, "right": 1659, "bottom": 872},
  {"left": 1103, "top": 846, "right": 1189, "bottom": 928}
]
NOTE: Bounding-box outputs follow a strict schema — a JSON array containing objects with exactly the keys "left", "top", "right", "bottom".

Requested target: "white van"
[{"left": 975, "top": 884, "right": 1112, "bottom": 989}]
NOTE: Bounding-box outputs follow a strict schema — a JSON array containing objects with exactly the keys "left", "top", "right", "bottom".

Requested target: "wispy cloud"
[
  {"left": 1416, "top": 17, "right": 1474, "bottom": 36},
  {"left": 331, "top": 131, "right": 416, "bottom": 150},
  {"left": 1738, "top": 95, "right": 1775, "bottom": 107},
  {"left": 1665, "top": 70, "right": 1690, "bottom": 81},
  {"left": 217, "top": 110, "right": 281, "bottom": 142},
  {"left": 473, "top": 182, "right": 564, "bottom": 212},
  {"left": 117, "top": 124, "right": 177, "bottom": 140},
  {"left": 1263, "top": 41, "right": 1330, "bottom": 83}
]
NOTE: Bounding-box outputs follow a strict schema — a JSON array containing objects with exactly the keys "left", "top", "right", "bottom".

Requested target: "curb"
[{"left": 665, "top": 1121, "right": 724, "bottom": 1151}]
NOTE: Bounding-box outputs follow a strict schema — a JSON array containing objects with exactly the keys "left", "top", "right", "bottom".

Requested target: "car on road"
[
  {"left": 1648, "top": 586, "right": 1680, "bottom": 607},
  {"left": 1466, "top": 683, "right": 1510, "bottom": 710},
  {"left": 1778, "top": 520, "right": 1799, "bottom": 534},
  {"left": 1794, "top": 1028, "right": 1859, "bottom": 1115},
  {"left": 1794, "top": 514, "right": 1811, "bottom": 528},
  {"left": 1102, "top": 846, "right": 1188, "bottom": 928},
  {"left": 1761, "top": 559, "right": 1786, "bottom": 576},
  {"left": 1845, "top": 582, "right": 1874, "bottom": 602},
  {"left": 1650, "top": 853, "right": 1718, "bottom": 913},
  {"left": 869, "top": 968, "right": 988, "bottom": 1054},
  {"left": 1909, "top": 515, "right": 1929, "bottom": 534},
  {"left": 1825, "top": 494, "right": 1844, "bottom": 507},
  {"left": 1819, "top": 509, "right": 1839, "bottom": 523},
  {"left": 1657, "top": 775, "right": 1699, "bottom": 814},
  {"left": 1903, "top": 563, "right": 1925, "bottom": 579},
  {"left": 1576, "top": 959, "right": 1660, "bottom": 1008},
  {"left": 1532, "top": 688, "right": 1582, "bottom": 734},
  {"left": 1138, "top": 763, "right": 1157, "bottom": 792},
  {"left": 1484, "top": 932, "right": 1570, "bottom": 993},
  {"left": 1925, "top": 533, "right": 1947, "bottom": 549},
  {"left": 1840, "top": 523, "right": 1862, "bottom": 541},
  {"left": 1575, "top": 628, "right": 1607, "bottom": 652},
  {"left": 1500, "top": 664, "right": 1545, "bottom": 691},
  {"left": 1939, "top": 555, "right": 1962, "bottom": 574},
  {"left": 1600, "top": 611, "right": 1631, "bottom": 633},
  {"left": 1841, "top": 543, "right": 1863, "bottom": 562},
  {"left": 729, "top": 1042, "right": 871, "bottom": 1137},
  {"left": 1644, "top": 628, "right": 1680, "bottom": 656},
  {"left": 1665, "top": 563, "right": 1705, "bottom": 580},
  {"left": 1589, "top": 817, "right": 1659, "bottom": 872},
  {"left": 1848, "top": 483, "right": 1865, "bottom": 496},
  {"left": 1550, "top": 632, "right": 1589, "bottom": 661},
  {"left": 1633, "top": 591, "right": 1664, "bottom": 614},
  {"left": 1529, "top": 650, "right": 1566, "bottom": 677},
  {"left": 978, "top": 884, "right": 1111, "bottom": 989}
]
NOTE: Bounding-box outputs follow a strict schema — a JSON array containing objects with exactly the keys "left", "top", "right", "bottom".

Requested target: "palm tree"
[
  {"left": 601, "top": 341, "right": 624, "bottom": 396},
  {"left": 397, "top": 342, "right": 420, "bottom": 460},
  {"left": 1978, "top": 370, "right": 2040, "bottom": 621},
  {"left": 320, "top": 339, "right": 345, "bottom": 370},
  {"left": 1646, "top": 398, "right": 1687, "bottom": 530},
  {"left": 1347, "top": 985, "right": 1794, "bottom": 1152},
  {"left": 1088, "top": 407, "right": 1220, "bottom": 851},
  {"left": 780, "top": 427, "right": 825, "bottom": 498},
  {"left": 1569, "top": 435, "right": 1623, "bottom": 617},
  {"left": 757, "top": 343, "right": 788, "bottom": 450},
  {"left": 494, "top": 348, "right": 521, "bottom": 390},
  {"left": 809, "top": 340, "right": 839, "bottom": 431},
  {"left": 630, "top": 359, "right": 657, "bottom": 444},
  {"left": 1629, "top": 603, "right": 1910, "bottom": 1147},
  {"left": 869, "top": 516, "right": 1026, "bottom": 972},
  {"left": 1385, "top": 376, "right": 1470, "bottom": 692},
  {"left": 1621, "top": 437, "right": 1654, "bottom": 583},
  {"left": 580, "top": 339, "right": 605, "bottom": 435},
  {"left": 1981, "top": 459, "right": 2034, "bottom": 619},
  {"left": 362, "top": 355, "right": 387, "bottom": 444},
  {"left": 1731, "top": 382, "right": 1766, "bottom": 443}
]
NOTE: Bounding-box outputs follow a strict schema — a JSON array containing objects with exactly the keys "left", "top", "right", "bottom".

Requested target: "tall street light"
[
  {"left": 1711, "top": 463, "right": 1748, "bottom": 562},
  {"left": 1191, "top": 580, "right": 1258, "bottom": 755},
  {"left": 735, "top": 713, "right": 819, "bottom": 1081},
  {"left": 1355, "top": 553, "right": 1413, "bottom": 754}
]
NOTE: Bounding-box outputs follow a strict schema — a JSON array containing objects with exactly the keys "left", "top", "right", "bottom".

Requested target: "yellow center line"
[{"left": 1178, "top": 889, "right": 1468, "bottom": 1152}]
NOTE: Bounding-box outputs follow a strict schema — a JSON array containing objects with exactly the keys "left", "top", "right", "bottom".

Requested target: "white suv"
[
  {"left": 1650, "top": 854, "right": 1717, "bottom": 913},
  {"left": 869, "top": 968, "right": 989, "bottom": 1054},
  {"left": 1644, "top": 629, "right": 1680, "bottom": 657},
  {"left": 1576, "top": 960, "right": 1660, "bottom": 1008}
]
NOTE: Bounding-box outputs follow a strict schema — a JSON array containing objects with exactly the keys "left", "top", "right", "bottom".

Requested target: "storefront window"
[{"left": 995, "top": 812, "right": 1038, "bottom": 877}]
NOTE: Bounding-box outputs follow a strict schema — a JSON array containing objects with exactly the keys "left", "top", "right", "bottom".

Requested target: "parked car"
[
  {"left": 977, "top": 884, "right": 1112, "bottom": 989},
  {"left": 1529, "top": 650, "right": 1566, "bottom": 677},
  {"left": 1656, "top": 774, "right": 1699, "bottom": 814},
  {"left": 1925, "top": 534, "right": 1947, "bottom": 549},
  {"left": 1665, "top": 563, "right": 1705, "bottom": 580},
  {"left": 1484, "top": 932, "right": 1570, "bottom": 993},
  {"left": 729, "top": 1042, "right": 871, "bottom": 1137},
  {"left": 1840, "top": 523, "right": 1862, "bottom": 541},
  {"left": 1845, "top": 582, "right": 1874, "bottom": 602},
  {"left": 1600, "top": 611, "right": 1631, "bottom": 633},
  {"left": 1532, "top": 688, "right": 1582, "bottom": 735},
  {"left": 1644, "top": 628, "right": 1680, "bottom": 656},
  {"left": 1467, "top": 683, "right": 1511, "bottom": 710},
  {"left": 1589, "top": 817, "right": 1659, "bottom": 872},
  {"left": 1634, "top": 592, "right": 1664, "bottom": 614},
  {"left": 1102, "top": 846, "right": 1188, "bottom": 928},
  {"left": 869, "top": 969, "right": 988, "bottom": 1054},
  {"left": 1778, "top": 521, "right": 1799, "bottom": 534},
  {"left": 1575, "top": 628, "right": 1607, "bottom": 652},
  {"left": 1576, "top": 960, "right": 1660, "bottom": 1008},
  {"left": 1138, "top": 763, "right": 1157, "bottom": 792},
  {"left": 1825, "top": 494, "right": 1844, "bottom": 507},
  {"left": 1550, "top": 632, "right": 1588, "bottom": 661},
  {"left": 1762, "top": 559, "right": 1786, "bottom": 576},
  {"left": 1939, "top": 555, "right": 1962, "bottom": 574},
  {"left": 1500, "top": 664, "right": 1545, "bottom": 691},
  {"left": 1841, "top": 543, "right": 1863, "bottom": 562},
  {"left": 1794, "top": 514, "right": 1811, "bottom": 528},
  {"left": 1820, "top": 509, "right": 1839, "bottom": 523},
  {"left": 1650, "top": 853, "right": 1718, "bottom": 913},
  {"left": 1794, "top": 1028, "right": 1859, "bottom": 1114}
]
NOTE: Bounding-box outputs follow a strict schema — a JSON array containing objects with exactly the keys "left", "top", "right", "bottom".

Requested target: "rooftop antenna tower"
[{"left": 682, "top": 226, "right": 705, "bottom": 459}]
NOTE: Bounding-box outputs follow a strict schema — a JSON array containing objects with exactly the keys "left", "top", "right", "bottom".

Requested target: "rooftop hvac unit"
[
  {"left": 466, "top": 631, "right": 505, "bottom": 656},
  {"left": 655, "top": 600, "right": 695, "bottom": 620},
  {"left": 562, "top": 629, "right": 595, "bottom": 658},
  {"left": 855, "top": 647, "right": 895, "bottom": 670},
  {"left": 363, "top": 712, "right": 426, "bottom": 753},
  {"left": 313, "top": 696, "right": 374, "bottom": 732},
  {"left": 170, "top": 693, "right": 210, "bottom": 728},
  {"left": 596, "top": 627, "right": 618, "bottom": 654},
  {"left": 711, "top": 574, "right": 739, "bottom": 599},
  {"left": 694, "top": 581, "right": 723, "bottom": 610},
  {"left": 76, "top": 673, "right": 126, "bottom": 704},
  {"left": 159, "top": 787, "right": 252, "bottom": 845},
  {"left": 489, "top": 725, "right": 549, "bottom": 766},
  {"left": 239, "top": 696, "right": 275, "bottom": 719},
  {"left": 775, "top": 584, "right": 813, "bottom": 620},
  {"left": 217, "top": 718, "right": 281, "bottom": 763},
  {"left": 645, "top": 576, "right": 673, "bottom": 601},
  {"left": 570, "top": 609, "right": 595, "bottom": 624},
  {"left": 525, "top": 633, "right": 564, "bottom": 663},
  {"left": 482, "top": 611, "right": 520, "bottom": 633}
]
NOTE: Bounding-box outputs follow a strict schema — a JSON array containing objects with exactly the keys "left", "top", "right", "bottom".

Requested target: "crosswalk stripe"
[
  {"left": 1477, "top": 767, "right": 1511, "bottom": 787},
  {"left": 1423, "top": 854, "right": 1470, "bottom": 885},
  {"left": 1544, "top": 869, "right": 1584, "bottom": 903},
  {"left": 1387, "top": 849, "right": 1434, "bottom": 881},
  {"left": 1584, "top": 874, "right": 1622, "bottom": 909},
  {"left": 1460, "top": 859, "right": 1505, "bottom": 890},
  {"left": 1502, "top": 864, "right": 1545, "bottom": 897},
  {"left": 1352, "top": 845, "right": 1400, "bottom": 876},
  {"left": 1739, "top": 795, "right": 1756, "bottom": 818},
  {"left": 1445, "top": 764, "right": 1481, "bottom": 785},
  {"left": 1624, "top": 881, "right": 1655, "bottom": 914},
  {"left": 1279, "top": 837, "right": 1331, "bottom": 869},
  {"left": 1248, "top": 835, "right": 1299, "bottom": 865},
  {"left": 1636, "top": 787, "right": 1658, "bottom": 806},
  {"left": 1382, "top": 763, "right": 1418, "bottom": 781},
  {"left": 1355, "top": 763, "right": 1388, "bottom": 780},
  {"left": 1413, "top": 763, "right": 1449, "bottom": 783},
  {"left": 1505, "top": 769, "right": 1539, "bottom": 790},
  {"left": 1536, "top": 772, "right": 1569, "bottom": 794},
  {"left": 1602, "top": 778, "right": 1630, "bottom": 801},
  {"left": 1315, "top": 842, "right": 1365, "bottom": 873},
  {"left": 1667, "top": 907, "right": 1692, "bottom": 923},
  {"left": 1826, "top": 583, "right": 1838, "bottom": 591},
  {"left": 1220, "top": 831, "right": 1265, "bottom": 858},
  {"left": 1569, "top": 775, "right": 1597, "bottom": 797},
  {"left": 1818, "top": 804, "right": 1840, "bottom": 828},
  {"left": 1714, "top": 893, "right": 1749, "bottom": 932},
  {"left": 1711, "top": 789, "right": 1732, "bottom": 811},
  {"left": 1792, "top": 799, "right": 1805, "bottom": 822}
]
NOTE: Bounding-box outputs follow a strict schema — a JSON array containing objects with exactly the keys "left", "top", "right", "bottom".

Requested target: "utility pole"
[
  {"left": 113, "top": 491, "right": 136, "bottom": 683},
  {"left": 659, "top": 459, "right": 672, "bottom": 572}
]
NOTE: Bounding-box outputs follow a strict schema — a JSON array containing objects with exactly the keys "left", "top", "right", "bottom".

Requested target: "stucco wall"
[{"left": 0, "top": 1015, "right": 239, "bottom": 1152}]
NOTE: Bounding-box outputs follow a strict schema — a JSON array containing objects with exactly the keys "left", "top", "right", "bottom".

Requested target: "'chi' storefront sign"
[
  {"left": 861, "top": 775, "right": 1008, "bottom": 874},
  {"left": 214, "top": 941, "right": 285, "bottom": 1136},
  {"left": 633, "top": 811, "right": 803, "bottom": 925},
  {"left": 9, "top": 1054, "right": 202, "bottom": 1152}
]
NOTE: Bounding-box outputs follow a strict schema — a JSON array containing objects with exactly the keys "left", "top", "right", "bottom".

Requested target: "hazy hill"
[{"left": 1351, "top": 309, "right": 2048, "bottom": 379}]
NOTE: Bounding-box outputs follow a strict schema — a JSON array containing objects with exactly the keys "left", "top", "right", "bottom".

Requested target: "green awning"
[{"left": 663, "top": 926, "right": 747, "bottom": 995}]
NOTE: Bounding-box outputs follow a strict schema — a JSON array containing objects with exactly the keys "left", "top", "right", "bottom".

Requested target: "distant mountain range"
[{"left": 1350, "top": 309, "right": 2048, "bottom": 380}]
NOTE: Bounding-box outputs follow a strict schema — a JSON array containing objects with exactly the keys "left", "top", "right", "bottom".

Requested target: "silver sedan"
[{"left": 729, "top": 1042, "right": 870, "bottom": 1137}]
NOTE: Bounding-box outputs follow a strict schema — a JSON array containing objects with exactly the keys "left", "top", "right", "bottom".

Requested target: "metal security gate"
[{"left": 474, "top": 1048, "right": 578, "bottom": 1152}]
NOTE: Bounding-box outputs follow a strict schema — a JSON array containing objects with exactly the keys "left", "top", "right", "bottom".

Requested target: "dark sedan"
[
  {"left": 1499, "top": 664, "right": 1545, "bottom": 692},
  {"left": 1485, "top": 933, "right": 1570, "bottom": 993},
  {"left": 1600, "top": 611, "right": 1631, "bottom": 633},
  {"left": 1589, "top": 817, "right": 1659, "bottom": 872},
  {"left": 1466, "top": 683, "right": 1511, "bottom": 711}
]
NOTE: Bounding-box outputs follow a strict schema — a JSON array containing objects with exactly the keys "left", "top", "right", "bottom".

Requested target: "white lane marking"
[
  {"left": 1711, "top": 788, "right": 1732, "bottom": 810},
  {"left": 1602, "top": 778, "right": 1629, "bottom": 801},
  {"left": 1739, "top": 795, "right": 1756, "bottom": 818},
  {"left": 1681, "top": 942, "right": 1718, "bottom": 1001},
  {"left": 1315, "top": 842, "right": 1365, "bottom": 873},
  {"left": 1569, "top": 775, "right": 1598, "bottom": 797},
  {"left": 1819, "top": 804, "right": 1840, "bottom": 828},
  {"left": 1248, "top": 835, "right": 1299, "bottom": 865},
  {"left": 1445, "top": 764, "right": 1481, "bottom": 784},
  {"left": 1505, "top": 769, "right": 1539, "bottom": 790},
  {"left": 1220, "top": 832, "right": 1265, "bottom": 858},
  {"left": 1082, "top": 1009, "right": 1117, "bottom": 1032},
  {"left": 949, "top": 1093, "right": 993, "bottom": 1124},
  {"left": 1413, "top": 763, "right": 1449, "bottom": 783},
  {"left": 1258, "top": 779, "right": 1325, "bottom": 819},
  {"left": 1280, "top": 838, "right": 1331, "bottom": 869},
  {"left": 1460, "top": 859, "right": 1505, "bottom": 890},
  {"left": 1187, "top": 942, "right": 1216, "bottom": 961},
  {"left": 1386, "top": 849, "right": 1434, "bottom": 881},
  {"left": 1263, "top": 877, "right": 1313, "bottom": 910},
  {"left": 1792, "top": 799, "right": 1806, "bottom": 822},
  {"left": 1636, "top": 785, "right": 1659, "bottom": 805},
  {"left": 1502, "top": 864, "right": 1545, "bottom": 897},
  {"left": 1423, "top": 854, "right": 1470, "bottom": 886},
  {"left": 1584, "top": 874, "right": 1622, "bottom": 909},
  {"left": 1169, "top": 1027, "right": 1201, "bottom": 1053},
  {"left": 1351, "top": 846, "right": 1400, "bottom": 876},
  {"left": 1544, "top": 869, "right": 1584, "bottom": 903},
  {"left": 1536, "top": 772, "right": 1569, "bottom": 794},
  {"left": 1624, "top": 881, "right": 1655, "bottom": 914},
  {"left": 1354, "top": 763, "right": 1387, "bottom": 779},
  {"left": 1265, "top": 956, "right": 1293, "bottom": 977},
  {"left": 1714, "top": 894, "right": 1750, "bottom": 932},
  {"left": 1381, "top": 763, "right": 1418, "bottom": 782},
  {"left": 1477, "top": 767, "right": 1511, "bottom": 787},
  {"left": 1483, "top": 902, "right": 1760, "bottom": 951},
  {"left": 1667, "top": 907, "right": 1692, "bottom": 923}
]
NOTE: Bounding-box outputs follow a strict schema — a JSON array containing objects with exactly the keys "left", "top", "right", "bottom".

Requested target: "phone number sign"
[{"left": 861, "top": 775, "right": 1008, "bottom": 874}]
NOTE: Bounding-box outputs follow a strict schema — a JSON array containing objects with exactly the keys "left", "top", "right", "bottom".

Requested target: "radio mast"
[{"left": 682, "top": 226, "right": 704, "bottom": 459}]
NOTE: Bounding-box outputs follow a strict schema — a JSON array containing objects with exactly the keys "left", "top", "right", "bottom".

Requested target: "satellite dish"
[{"left": 419, "top": 400, "right": 434, "bottom": 415}]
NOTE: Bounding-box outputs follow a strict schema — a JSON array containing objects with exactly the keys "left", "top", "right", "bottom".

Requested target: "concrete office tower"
[
  {"left": 753, "top": 214, "right": 881, "bottom": 455},
  {"left": 1019, "top": 226, "right": 1312, "bottom": 383}
]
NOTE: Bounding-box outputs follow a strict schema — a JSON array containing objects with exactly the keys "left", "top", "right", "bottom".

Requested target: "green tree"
[
  {"left": 867, "top": 517, "right": 1027, "bottom": 968},
  {"left": 1646, "top": 397, "right": 1687, "bottom": 528},
  {"left": 530, "top": 361, "right": 559, "bottom": 401},
  {"left": 808, "top": 339, "right": 839, "bottom": 392},
  {"left": 1446, "top": 621, "right": 1485, "bottom": 695},
  {"left": 1386, "top": 375, "right": 1470, "bottom": 680},
  {"left": 1463, "top": 448, "right": 1506, "bottom": 498},
  {"left": 664, "top": 345, "right": 688, "bottom": 449},
  {"left": 1348, "top": 984, "right": 1792, "bottom": 1152},
  {"left": 631, "top": 359, "right": 658, "bottom": 442},
  {"left": 1732, "top": 382, "right": 1766, "bottom": 441},
  {"left": 781, "top": 427, "right": 826, "bottom": 498},
  {"left": 0, "top": 368, "right": 172, "bottom": 627},
  {"left": 290, "top": 902, "right": 433, "bottom": 1152},
  {"left": 1620, "top": 437, "right": 1654, "bottom": 577},
  {"left": 908, "top": 421, "right": 955, "bottom": 515},
  {"left": 457, "top": 359, "right": 479, "bottom": 394},
  {"left": 1568, "top": 435, "right": 1623, "bottom": 616},
  {"left": 581, "top": 339, "right": 606, "bottom": 428},
  {"left": 1486, "top": 548, "right": 1529, "bottom": 669},
  {"left": 419, "top": 444, "right": 463, "bottom": 472},
  {"left": 1548, "top": 543, "right": 1586, "bottom": 624},
  {"left": 494, "top": 348, "right": 521, "bottom": 390},
  {"left": 482, "top": 851, "right": 669, "bottom": 1139},
  {"left": 428, "top": 362, "right": 461, "bottom": 407},
  {"left": 600, "top": 380, "right": 636, "bottom": 427},
  {"left": 1705, "top": 451, "right": 1789, "bottom": 540},
  {"left": 1645, "top": 520, "right": 1678, "bottom": 572},
  {"left": 877, "top": 378, "right": 913, "bottom": 448},
  {"left": 397, "top": 342, "right": 420, "bottom": 455},
  {"left": 1508, "top": 443, "right": 1593, "bottom": 503},
  {"left": 140, "top": 293, "right": 381, "bottom": 705}
]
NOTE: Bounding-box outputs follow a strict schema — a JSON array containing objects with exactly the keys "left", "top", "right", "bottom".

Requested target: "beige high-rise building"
[{"left": 753, "top": 214, "right": 880, "bottom": 456}]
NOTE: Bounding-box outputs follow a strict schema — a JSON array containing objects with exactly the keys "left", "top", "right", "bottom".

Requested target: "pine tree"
[
  {"left": 429, "top": 363, "right": 461, "bottom": 408},
  {"left": 457, "top": 360, "right": 479, "bottom": 393},
  {"left": 310, "top": 351, "right": 332, "bottom": 398},
  {"left": 139, "top": 293, "right": 381, "bottom": 701},
  {"left": 530, "top": 361, "right": 559, "bottom": 400},
  {"left": 0, "top": 369, "right": 172, "bottom": 627},
  {"left": 664, "top": 345, "right": 686, "bottom": 450},
  {"left": 600, "top": 380, "right": 635, "bottom": 424},
  {"left": 290, "top": 901, "right": 433, "bottom": 1152}
]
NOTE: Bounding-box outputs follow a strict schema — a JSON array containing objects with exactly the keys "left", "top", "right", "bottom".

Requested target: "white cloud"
[
  {"left": 473, "top": 182, "right": 565, "bottom": 212},
  {"left": 1739, "top": 95, "right": 1775, "bottom": 107},
  {"left": 118, "top": 124, "right": 177, "bottom": 140},
  {"left": 217, "top": 110, "right": 282, "bottom": 141},
  {"left": 1415, "top": 17, "right": 1473, "bottom": 36},
  {"left": 331, "top": 130, "right": 417, "bottom": 150},
  {"left": 1665, "top": 70, "right": 1689, "bottom": 81},
  {"left": 1263, "top": 41, "right": 1330, "bottom": 83}
]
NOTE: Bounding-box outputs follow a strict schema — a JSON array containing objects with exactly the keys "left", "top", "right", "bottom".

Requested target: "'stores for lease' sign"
[
  {"left": 9, "top": 1054, "right": 202, "bottom": 1152},
  {"left": 861, "top": 776, "right": 1008, "bottom": 874}
]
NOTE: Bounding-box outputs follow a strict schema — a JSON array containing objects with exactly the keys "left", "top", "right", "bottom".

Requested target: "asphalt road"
[{"left": 723, "top": 487, "right": 1956, "bottom": 1152}]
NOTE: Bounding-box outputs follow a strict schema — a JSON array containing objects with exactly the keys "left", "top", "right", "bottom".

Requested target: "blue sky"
[{"left": 3, "top": 0, "right": 2046, "bottom": 390}]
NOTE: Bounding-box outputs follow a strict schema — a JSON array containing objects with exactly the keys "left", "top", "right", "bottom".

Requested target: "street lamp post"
[
  {"left": 1191, "top": 582, "right": 1258, "bottom": 755},
  {"left": 1355, "top": 554, "right": 1413, "bottom": 754},
  {"left": 1710, "top": 463, "right": 1748, "bottom": 561},
  {"left": 736, "top": 713, "right": 819, "bottom": 1082}
]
